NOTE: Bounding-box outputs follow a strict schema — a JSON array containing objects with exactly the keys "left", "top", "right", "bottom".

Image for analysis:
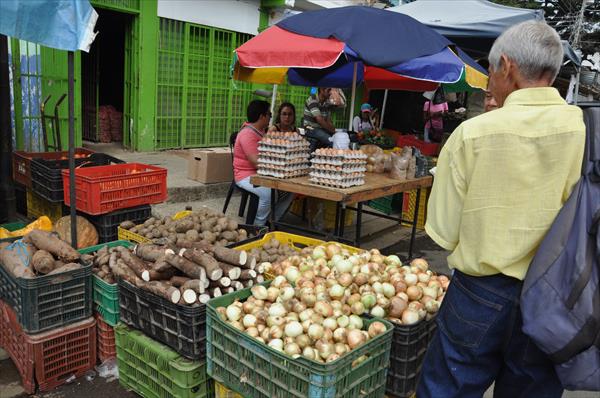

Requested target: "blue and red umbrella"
[{"left": 233, "top": 6, "right": 488, "bottom": 92}]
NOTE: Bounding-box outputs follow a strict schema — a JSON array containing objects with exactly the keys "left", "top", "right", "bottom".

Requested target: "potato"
[
  {"left": 185, "top": 229, "right": 199, "bottom": 241},
  {"left": 119, "top": 220, "right": 136, "bottom": 230},
  {"left": 144, "top": 217, "right": 156, "bottom": 227}
]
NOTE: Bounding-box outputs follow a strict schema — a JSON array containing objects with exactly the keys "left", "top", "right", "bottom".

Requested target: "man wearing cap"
[{"left": 353, "top": 103, "right": 374, "bottom": 133}]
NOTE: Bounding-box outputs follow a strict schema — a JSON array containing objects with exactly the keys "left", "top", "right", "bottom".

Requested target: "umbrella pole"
[
  {"left": 68, "top": 51, "right": 77, "bottom": 249},
  {"left": 270, "top": 84, "right": 278, "bottom": 127},
  {"left": 379, "top": 89, "right": 388, "bottom": 130},
  {"left": 348, "top": 63, "right": 358, "bottom": 131}
]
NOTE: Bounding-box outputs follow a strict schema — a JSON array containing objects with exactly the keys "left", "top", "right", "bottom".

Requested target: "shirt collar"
[{"left": 503, "top": 87, "right": 566, "bottom": 107}]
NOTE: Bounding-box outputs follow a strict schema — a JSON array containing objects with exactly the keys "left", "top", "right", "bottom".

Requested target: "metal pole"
[
  {"left": 574, "top": 68, "right": 581, "bottom": 105},
  {"left": 348, "top": 63, "right": 358, "bottom": 131},
  {"left": 270, "top": 84, "right": 278, "bottom": 127},
  {"left": 379, "top": 89, "right": 388, "bottom": 130},
  {"left": 68, "top": 51, "right": 77, "bottom": 249},
  {"left": 0, "top": 34, "right": 16, "bottom": 222}
]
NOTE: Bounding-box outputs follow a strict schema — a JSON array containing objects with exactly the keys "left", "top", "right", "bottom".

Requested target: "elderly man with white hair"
[{"left": 417, "top": 21, "right": 585, "bottom": 397}]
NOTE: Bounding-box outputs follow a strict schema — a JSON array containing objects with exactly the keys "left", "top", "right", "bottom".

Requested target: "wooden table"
[{"left": 250, "top": 174, "right": 433, "bottom": 258}]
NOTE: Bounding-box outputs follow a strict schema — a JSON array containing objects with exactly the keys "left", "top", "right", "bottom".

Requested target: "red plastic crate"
[
  {"left": 13, "top": 148, "right": 95, "bottom": 188},
  {"left": 62, "top": 163, "right": 167, "bottom": 215},
  {"left": 95, "top": 312, "right": 116, "bottom": 363},
  {"left": 396, "top": 135, "right": 440, "bottom": 156},
  {"left": 0, "top": 300, "right": 96, "bottom": 394}
]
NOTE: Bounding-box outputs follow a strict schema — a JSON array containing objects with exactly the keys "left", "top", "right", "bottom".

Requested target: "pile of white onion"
[
  {"left": 263, "top": 243, "right": 449, "bottom": 325},
  {"left": 215, "top": 277, "right": 388, "bottom": 363}
]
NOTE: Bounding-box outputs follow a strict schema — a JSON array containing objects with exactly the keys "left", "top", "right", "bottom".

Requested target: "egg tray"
[
  {"left": 263, "top": 132, "right": 305, "bottom": 141},
  {"left": 311, "top": 164, "right": 367, "bottom": 173},
  {"left": 259, "top": 141, "right": 310, "bottom": 151},
  {"left": 258, "top": 150, "right": 310, "bottom": 160},
  {"left": 258, "top": 157, "right": 310, "bottom": 166},
  {"left": 309, "top": 170, "right": 365, "bottom": 180},
  {"left": 258, "top": 169, "right": 310, "bottom": 179},
  {"left": 311, "top": 156, "right": 368, "bottom": 166},
  {"left": 313, "top": 149, "right": 368, "bottom": 160},
  {"left": 309, "top": 176, "right": 365, "bottom": 188},
  {"left": 259, "top": 162, "right": 310, "bottom": 171}
]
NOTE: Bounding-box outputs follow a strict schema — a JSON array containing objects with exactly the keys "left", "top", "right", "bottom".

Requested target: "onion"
[
  {"left": 360, "top": 264, "right": 371, "bottom": 274},
  {"left": 394, "top": 281, "right": 407, "bottom": 293},
  {"left": 347, "top": 329, "right": 366, "bottom": 349},
  {"left": 368, "top": 321, "right": 387, "bottom": 338},
  {"left": 389, "top": 297, "right": 408, "bottom": 318},
  {"left": 271, "top": 275, "right": 287, "bottom": 288},
  {"left": 284, "top": 321, "right": 303, "bottom": 337},
  {"left": 302, "top": 319, "right": 311, "bottom": 333},
  {"left": 316, "top": 341, "right": 334, "bottom": 360},
  {"left": 299, "top": 309, "right": 314, "bottom": 322},
  {"left": 397, "top": 292, "right": 409, "bottom": 301},
  {"left": 296, "top": 334, "right": 311, "bottom": 348},
  {"left": 310, "top": 313, "right": 324, "bottom": 324},
  {"left": 268, "top": 338, "right": 284, "bottom": 351},
  {"left": 314, "top": 301, "right": 334, "bottom": 318},
  {"left": 418, "top": 273, "right": 431, "bottom": 284},
  {"left": 329, "top": 284, "right": 345, "bottom": 300},
  {"left": 230, "top": 321, "right": 244, "bottom": 331},
  {"left": 314, "top": 258, "right": 327, "bottom": 268},
  {"left": 382, "top": 283, "right": 396, "bottom": 298},
  {"left": 335, "top": 259, "right": 353, "bottom": 274},
  {"left": 323, "top": 328, "right": 333, "bottom": 342},
  {"left": 406, "top": 286, "right": 423, "bottom": 301},
  {"left": 370, "top": 305, "right": 385, "bottom": 318},
  {"left": 323, "top": 317, "right": 338, "bottom": 330},
  {"left": 410, "top": 258, "right": 429, "bottom": 272},
  {"left": 326, "top": 244, "right": 342, "bottom": 259},
  {"left": 372, "top": 282, "right": 383, "bottom": 294},
  {"left": 361, "top": 294, "right": 376, "bottom": 309},
  {"left": 242, "top": 314, "right": 257, "bottom": 328},
  {"left": 301, "top": 293, "right": 317, "bottom": 307},
  {"left": 337, "top": 273, "right": 353, "bottom": 288},
  {"left": 351, "top": 301, "right": 365, "bottom": 315},
  {"left": 285, "top": 267, "right": 300, "bottom": 283},
  {"left": 402, "top": 309, "right": 420, "bottom": 325},
  {"left": 293, "top": 301, "right": 307, "bottom": 314},
  {"left": 267, "top": 316, "right": 285, "bottom": 327},
  {"left": 269, "top": 325, "right": 284, "bottom": 339},
  {"left": 342, "top": 304, "right": 352, "bottom": 316},
  {"left": 337, "top": 315, "right": 350, "bottom": 328},
  {"left": 349, "top": 315, "right": 363, "bottom": 330},
  {"left": 246, "top": 327, "right": 259, "bottom": 338},
  {"left": 284, "top": 342, "right": 301, "bottom": 357},
  {"left": 385, "top": 255, "right": 402, "bottom": 267},
  {"left": 308, "top": 324, "right": 324, "bottom": 340},
  {"left": 371, "top": 254, "right": 385, "bottom": 265},
  {"left": 312, "top": 247, "right": 326, "bottom": 260},
  {"left": 331, "top": 301, "right": 343, "bottom": 311},
  {"left": 333, "top": 328, "right": 347, "bottom": 343},
  {"left": 261, "top": 328, "right": 270, "bottom": 341},
  {"left": 326, "top": 353, "right": 340, "bottom": 363},
  {"left": 425, "top": 300, "right": 440, "bottom": 314},
  {"left": 251, "top": 285, "right": 268, "bottom": 300},
  {"left": 242, "top": 301, "right": 255, "bottom": 314},
  {"left": 257, "top": 324, "right": 265, "bottom": 333},
  {"left": 267, "top": 287, "right": 280, "bottom": 302},
  {"left": 216, "top": 307, "right": 227, "bottom": 321},
  {"left": 316, "top": 291, "right": 328, "bottom": 302},
  {"left": 354, "top": 273, "right": 369, "bottom": 286},
  {"left": 302, "top": 346, "right": 316, "bottom": 360},
  {"left": 226, "top": 305, "right": 242, "bottom": 322},
  {"left": 377, "top": 296, "right": 390, "bottom": 309},
  {"left": 280, "top": 286, "right": 295, "bottom": 301},
  {"left": 404, "top": 273, "right": 418, "bottom": 286},
  {"left": 347, "top": 293, "right": 362, "bottom": 306},
  {"left": 269, "top": 303, "right": 287, "bottom": 318},
  {"left": 334, "top": 342, "right": 348, "bottom": 355},
  {"left": 422, "top": 286, "right": 439, "bottom": 299}
]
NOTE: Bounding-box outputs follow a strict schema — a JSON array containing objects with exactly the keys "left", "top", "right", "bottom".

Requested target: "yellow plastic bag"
[{"left": 0, "top": 216, "right": 53, "bottom": 239}]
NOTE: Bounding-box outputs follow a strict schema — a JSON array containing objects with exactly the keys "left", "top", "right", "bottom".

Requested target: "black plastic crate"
[
  {"left": 31, "top": 153, "right": 124, "bottom": 202},
  {"left": 0, "top": 255, "right": 93, "bottom": 333},
  {"left": 384, "top": 316, "right": 438, "bottom": 398},
  {"left": 86, "top": 205, "right": 152, "bottom": 243},
  {"left": 118, "top": 278, "right": 206, "bottom": 360}
]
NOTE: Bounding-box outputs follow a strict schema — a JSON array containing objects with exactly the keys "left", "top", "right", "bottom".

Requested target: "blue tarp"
[{"left": 0, "top": 0, "right": 97, "bottom": 52}]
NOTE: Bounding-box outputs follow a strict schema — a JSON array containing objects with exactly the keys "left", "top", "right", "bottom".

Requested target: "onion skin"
[
  {"left": 389, "top": 297, "right": 408, "bottom": 318},
  {"left": 347, "top": 329, "right": 366, "bottom": 349},
  {"left": 368, "top": 321, "right": 387, "bottom": 338}
]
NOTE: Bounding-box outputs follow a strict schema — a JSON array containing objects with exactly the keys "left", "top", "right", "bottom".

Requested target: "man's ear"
[{"left": 500, "top": 54, "right": 511, "bottom": 78}]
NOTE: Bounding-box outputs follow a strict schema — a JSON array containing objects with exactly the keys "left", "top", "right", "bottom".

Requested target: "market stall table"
[{"left": 251, "top": 174, "right": 433, "bottom": 258}]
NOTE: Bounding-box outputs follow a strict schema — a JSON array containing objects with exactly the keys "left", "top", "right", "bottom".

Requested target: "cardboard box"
[{"left": 187, "top": 148, "right": 233, "bottom": 183}]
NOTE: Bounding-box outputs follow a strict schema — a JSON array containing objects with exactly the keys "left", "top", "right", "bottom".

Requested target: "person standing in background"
[{"left": 423, "top": 99, "right": 448, "bottom": 142}]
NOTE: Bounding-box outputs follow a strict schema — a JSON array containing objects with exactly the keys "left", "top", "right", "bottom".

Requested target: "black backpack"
[{"left": 521, "top": 102, "right": 600, "bottom": 391}]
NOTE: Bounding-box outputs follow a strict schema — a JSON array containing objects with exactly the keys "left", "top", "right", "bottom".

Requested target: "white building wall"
[{"left": 157, "top": 0, "right": 261, "bottom": 35}]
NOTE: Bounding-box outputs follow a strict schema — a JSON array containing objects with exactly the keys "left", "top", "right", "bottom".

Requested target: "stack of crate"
[
  {"left": 114, "top": 256, "right": 213, "bottom": 398},
  {"left": 0, "top": 246, "right": 95, "bottom": 394}
]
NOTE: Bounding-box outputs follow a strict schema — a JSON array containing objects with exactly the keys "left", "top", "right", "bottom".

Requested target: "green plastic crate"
[
  {"left": 368, "top": 194, "right": 403, "bottom": 216},
  {"left": 79, "top": 240, "right": 132, "bottom": 327},
  {"left": 115, "top": 323, "right": 214, "bottom": 398},
  {"left": 206, "top": 284, "right": 393, "bottom": 398}
]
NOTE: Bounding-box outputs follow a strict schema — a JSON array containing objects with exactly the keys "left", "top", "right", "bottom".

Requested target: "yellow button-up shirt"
[{"left": 425, "top": 87, "right": 585, "bottom": 280}]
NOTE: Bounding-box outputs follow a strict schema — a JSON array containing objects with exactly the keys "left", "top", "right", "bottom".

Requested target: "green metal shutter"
[{"left": 90, "top": 0, "right": 140, "bottom": 13}]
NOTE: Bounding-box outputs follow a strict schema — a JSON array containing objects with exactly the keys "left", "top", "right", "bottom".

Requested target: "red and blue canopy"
[{"left": 233, "top": 6, "right": 487, "bottom": 92}]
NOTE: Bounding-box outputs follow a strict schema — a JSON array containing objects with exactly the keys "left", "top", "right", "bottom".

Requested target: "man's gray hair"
[{"left": 489, "top": 21, "right": 563, "bottom": 82}]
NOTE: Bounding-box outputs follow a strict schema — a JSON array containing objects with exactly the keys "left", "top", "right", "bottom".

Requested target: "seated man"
[
  {"left": 302, "top": 87, "right": 336, "bottom": 151},
  {"left": 233, "top": 100, "right": 294, "bottom": 226}
]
